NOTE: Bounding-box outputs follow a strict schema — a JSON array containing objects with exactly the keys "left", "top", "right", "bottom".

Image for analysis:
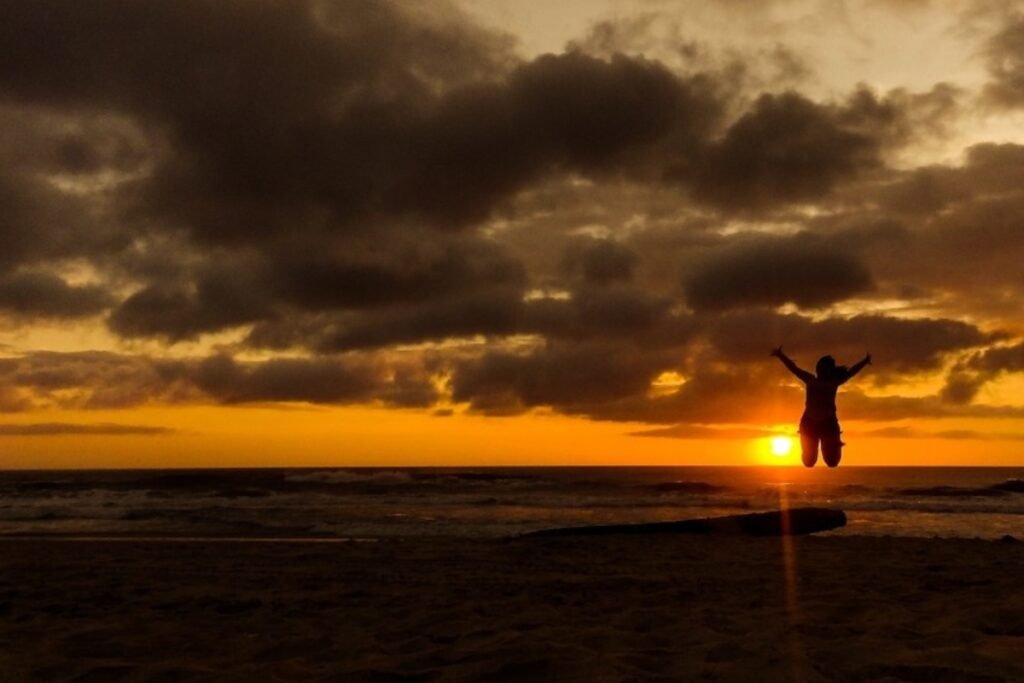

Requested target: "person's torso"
[{"left": 804, "top": 378, "right": 839, "bottom": 420}]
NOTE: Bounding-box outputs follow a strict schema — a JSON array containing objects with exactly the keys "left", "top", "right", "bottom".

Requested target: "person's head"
[{"left": 816, "top": 355, "right": 837, "bottom": 379}]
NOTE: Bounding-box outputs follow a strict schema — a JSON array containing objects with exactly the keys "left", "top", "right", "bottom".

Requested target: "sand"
[{"left": 1, "top": 534, "right": 1022, "bottom": 682}]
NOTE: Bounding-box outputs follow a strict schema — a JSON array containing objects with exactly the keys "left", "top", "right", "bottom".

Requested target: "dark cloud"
[
  {"left": 878, "top": 143, "right": 1024, "bottom": 216},
  {"left": 683, "top": 236, "right": 874, "bottom": 311},
  {"left": 271, "top": 238, "right": 526, "bottom": 312},
  {"left": 561, "top": 239, "right": 638, "bottom": 285},
  {"left": 822, "top": 143, "right": 1024, "bottom": 320},
  {"left": 191, "top": 354, "right": 438, "bottom": 407},
  {"left": 0, "top": 271, "right": 112, "bottom": 319},
  {"left": 838, "top": 390, "right": 1024, "bottom": 421},
  {"left": 680, "top": 91, "right": 889, "bottom": 210},
  {"left": 525, "top": 287, "right": 680, "bottom": 343},
  {"left": 966, "top": 341, "right": 1024, "bottom": 375},
  {"left": 0, "top": 351, "right": 195, "bottom": 410},
  {"left": 939, "top": 341, "right": 1024, "bottom": 405},
  {"left": 507, "top": 52, "right": 713, "bottom": 171},
  {"left": 449, "top": 345, "right": 813, "bottom": 426},
  {"left": 982, "top": 13, "right": 1024, "bottom": 108},
  {"left": 707, "top": 311, "right": 998, "bottom": 376},
  {"left": 301, "top": 288, "right": 525, "bottom": 352},
  {"left": 918, "top": 196, "right": 1024, "bottom": 308},
  {"left": 631, "top": 424, "right": 778, "bottom": 440},
  {"left": 245, "top": 283, "right": 687, "bottom": 353},
  {"left": 589, "top": 365, "right": 801, "bottom": 425},
  {"left": 193, "top": 354, "right": 376, "bottom": 404},
  {"left": 105, "top": 234, "right": 528, "bottom": 342},
  {"left": 108, "top": 271, "right": 269, "bottom": 341},
  {"left": 0, "top": 104, "right": 148, "bottom": 275},
  {"left": 939, "top": 371, "right": 983, "bottom": 405},
  {"left": 0, "top": 157, "right": 105, "bottom": 272},
  {"left": 0, "top": 350, "right": 438, "bottom": 410},
  {"left": 0, "top": 422, "right": 173, "bottom": 436},
  {"left": 192, "top": 353, "right": 438, "bottom": 407},
  {"left": 450, "top": 341, "right": 677, "bottom": 415}
]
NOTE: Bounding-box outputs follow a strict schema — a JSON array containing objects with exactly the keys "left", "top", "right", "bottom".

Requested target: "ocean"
[{"left": 0, "top": 467, "right": 1022, "bottom": 540}]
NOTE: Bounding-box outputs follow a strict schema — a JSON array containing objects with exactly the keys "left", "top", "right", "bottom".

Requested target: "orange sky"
[{"left": 3, "top": 404, "right": 1023, "bottom": 469}]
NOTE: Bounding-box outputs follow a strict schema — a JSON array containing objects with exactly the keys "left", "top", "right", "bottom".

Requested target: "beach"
[{"left": 2, "top": 534, "right": 1022, "bottom": 682}]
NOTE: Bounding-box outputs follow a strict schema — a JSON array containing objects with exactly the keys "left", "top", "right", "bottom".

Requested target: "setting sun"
[{"left": 770, "top": 436, "right": 794, "bottom": 457}]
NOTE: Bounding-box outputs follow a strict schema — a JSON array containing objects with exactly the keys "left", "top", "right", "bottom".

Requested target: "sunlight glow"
[{"left": 771, "top": 436, "right": 794, "bottom": 457}]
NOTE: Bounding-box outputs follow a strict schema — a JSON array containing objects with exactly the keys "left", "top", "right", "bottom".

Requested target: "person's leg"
[
  {"left": 800, "top": 433, "right": 819, "bottom": 467},
  {"left": 822, "top": 435, "right": 843, "bottom": 468}
]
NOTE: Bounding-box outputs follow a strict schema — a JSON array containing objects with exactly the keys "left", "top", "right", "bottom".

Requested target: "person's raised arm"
[
  {"left": 771, "top": 346, "right": 814, "bottom": 383},
  {"left": 842, "top": 352, "right": 872, "bottom": 383}
]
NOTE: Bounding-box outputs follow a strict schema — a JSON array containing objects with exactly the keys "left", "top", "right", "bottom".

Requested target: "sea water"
[{"left": 0, "top": 467, "right": 1021, "bottom": 540}]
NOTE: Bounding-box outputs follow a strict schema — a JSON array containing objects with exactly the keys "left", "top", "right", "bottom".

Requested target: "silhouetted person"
[{"left": 771, "top": 347, "right": 871, "bottom": 468}]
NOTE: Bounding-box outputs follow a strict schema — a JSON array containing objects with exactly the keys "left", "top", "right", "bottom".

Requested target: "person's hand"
[
  {"left": 770, "top": 346, "right": 783, "bottom": 358},
  {"left": 865, "top": 352, "right": 872, "bottom": 365}
]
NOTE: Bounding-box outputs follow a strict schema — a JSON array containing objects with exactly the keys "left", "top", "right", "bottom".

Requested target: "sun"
[{"left": 770, "top": 435, "right": 793, "bottom": 457}]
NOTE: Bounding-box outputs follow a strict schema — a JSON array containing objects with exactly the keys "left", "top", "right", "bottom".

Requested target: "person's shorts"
[{"left": 799, "top": 415, "right": 841, "bottom": 438}]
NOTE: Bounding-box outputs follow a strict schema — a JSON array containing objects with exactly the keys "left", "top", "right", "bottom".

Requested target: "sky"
[{"left": 2, "top": 0, "right": 1024, "bottom": 468}]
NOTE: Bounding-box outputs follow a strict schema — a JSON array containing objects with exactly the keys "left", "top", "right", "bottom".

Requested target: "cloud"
[
  {"left": 193, "top": 354, "right": 377, "bottom": 404},
  {"left": 249, "top": 287, "right": 526, "bottom": 352},
  {"left": 850, "top": 426, "right": 1024, "bottom": 441},
  {"left": 982, "top": 13, "right": 1024, "bottom": 108},
  {"left": 0, "top": 350, "right": 439, "bottom": 410},
  {"left": 245, "top": 282, "right": 687, "bottom": 353},
  {"left": 939, "top": 341, "right": 1024, "bottom": 404},
  {"left": 191, "top": 354, "right": 439, "bottom": 407},
  {"left": 828, "top": 143, "right": 1024, "bottom": 318},
  {"left": 630, "top": 424, "right": 780, "bottom": 439},
  {"left": 450, "top": 340, "right": 678, "bottom": 415},
  {"left": 683, "top": 236, "right": 874, "bottom": 311},
  {"left": 838, "top": 390, "right": 1024, "bottom": 421},
  {"left": 967, "top": 341, "right": 1024, "bottom": 374},
  {"left": 525, "top": 286, "right": 682, "bottom": 344},
  {"left": 707, "top": 311, "right": 998, "bottom": 376},
  {"left": 561, "top": 238, "right": 638, "bottom": 285},
  {"left": 0, "top": 351, "right": 195, "bottom": 410},
  {"left": 0, "top": 271, "right": 112, "bottom": 319},
  {"left": 0, "top": 422, "right": 174, "bottom": 436},
  {"left": 450, "top": 349, "right": 816, "bottom": 426},
  {"left": 107, "top": 274, "right": 269, "bottom": 342},
  {"left": 878, "top": 143, "right": 1024, "bottom": 216},
  {"left": 584, "top": 365, "right": 802, "bottom": 425},
  {"left": 270, "top": 237, "right": 527, "bottom": 312},
  {"left": 681, "top": 90, "right": 889, "bottom": 210}
]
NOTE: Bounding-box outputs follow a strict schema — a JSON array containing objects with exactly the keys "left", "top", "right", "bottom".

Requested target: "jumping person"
[{"left": 771, "top": 347, "right": 871, "bottom": 468}]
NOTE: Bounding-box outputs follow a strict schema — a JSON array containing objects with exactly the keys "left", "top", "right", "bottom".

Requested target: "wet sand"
[{"left": 1, "top": 535, "right": 1022, "bottom": 682}]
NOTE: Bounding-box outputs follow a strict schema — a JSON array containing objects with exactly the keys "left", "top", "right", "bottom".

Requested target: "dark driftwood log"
[{"left": 521, "top": 507, "right": 846, "bottom": 538}]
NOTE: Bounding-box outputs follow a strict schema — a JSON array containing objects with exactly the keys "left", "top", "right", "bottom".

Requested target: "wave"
[
  {"left": 285, "top": 469, "right": 545, "bottom": 488},
  {"left": 895, "top": 479, "right": 1024, "bottom": 498},
  {"left": 646, "top": 481, "right": 727, "bottom": 494},
  {"left": 285, "top": 470, "right": 415, "bottom": 485}
]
